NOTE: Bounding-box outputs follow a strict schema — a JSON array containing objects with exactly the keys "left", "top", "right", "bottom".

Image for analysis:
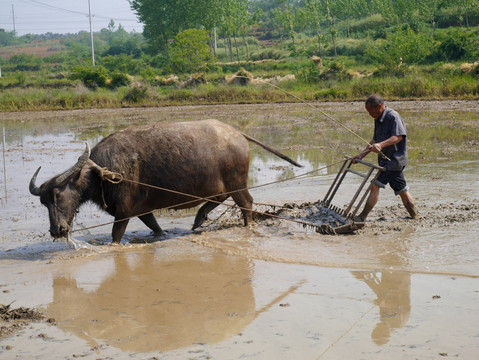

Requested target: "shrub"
[
  {"left": 139, "top": 66, "right": 157, "bottom": 84},
  {"left": 15, "top": 71, "right": 27, "bottom": 86},
  {"left": 121, "top": 83, "right": 149, "bottom": 103},
  {"left": 70, "top": 65, "right": 109, "bottom": 89},
  {"left": 169, "top": 29, "right": 216, "bottom": 73},
  {"left": 296, "top": 61, "right": 321, "bottom": 83},
  {"left": 101, "top": 54, "right": 142, "bottom": 74},
  {"left": 365, "top": 26, "right": 434, "bottom": 73},
  {"left": 109, "top": 72, "right": 131, "bottom": 88},
  {"left": 319, "top": 61, "right": 352, "bottom": 81},
  {"left": 434, "top": 28, "right": 478, "bottom": 62},
  {"left": 436, "top": 29, "right": 468, "bottom": 61}
]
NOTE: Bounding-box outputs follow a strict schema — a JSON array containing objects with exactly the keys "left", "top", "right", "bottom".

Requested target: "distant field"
[{"left": 0, "top": 40, "right": 64, "bottom": 59}]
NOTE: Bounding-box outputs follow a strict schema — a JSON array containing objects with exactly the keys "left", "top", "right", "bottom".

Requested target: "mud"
[
  {"left": 0, "top": 101, "right": 479, "bottom": 359},
  {"left": 0, "top": 304, "right": 45, "bottom": 339}
]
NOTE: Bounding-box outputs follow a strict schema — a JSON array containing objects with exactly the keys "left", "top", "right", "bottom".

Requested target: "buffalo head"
[{"left": 29, "top": 144, "right": 93, "bottom": 239}]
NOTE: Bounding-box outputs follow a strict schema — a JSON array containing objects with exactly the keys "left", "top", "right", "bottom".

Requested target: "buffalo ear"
[
  {"left": 86, "top": 159, "right": 104, "bottom": 174},
  {"left": 74, "top": 160, "right": 103, "bottom": 187}
]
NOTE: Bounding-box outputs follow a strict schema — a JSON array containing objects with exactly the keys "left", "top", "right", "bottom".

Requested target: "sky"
[{"left": 0, "top": 0, "right": 143, "bottom": 35}]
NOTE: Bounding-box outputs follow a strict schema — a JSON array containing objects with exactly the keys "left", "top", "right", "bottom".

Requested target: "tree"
[
  {"left": 0, "top": 29, "right": 17, "bottom": 46},
  {"left": 365, "top": 27, "right": 434, "bottom": 72},
  {"left": 300, "top": 0, "right": 325, "bottom": 56},
  {"left": 457, "top": 0, "right": 479, "bottom": 27},
  {"left": 216, "top": 0, "right": 251, "bottom": 62},
  {"left": 101, "top": 26, "right": 145, "bottom": 57},
  {"left": 324, "top": 0, "right": 337, "bottom": 56},
  {"left": 170, "top": 29, "right": 216, "bottom": 73},
  {"left": 130, "top": 0, "right": 221, "bottom": 53},
  {"left": 237, "top": 1, "right": 256, "bottom": 60},
  {"left": 331, "top": 0, "right": 369, "bottom": 36},
  {"left": 436, "top": 27, "right": 477, "bottom": 61},
  {"left": 419, "top": 0, "right": 445, "bottom": 29},
  {"left": 272, "top": 0, "right": 297, "bottom": 44}
]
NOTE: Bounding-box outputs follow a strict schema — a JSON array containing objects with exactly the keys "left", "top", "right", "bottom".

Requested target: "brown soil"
[
  {"left": 0, "top": 304, "right": 46, "bottom": 339},
  {"left": 197, "top": 198, "right": 479, "bottom": 236}
]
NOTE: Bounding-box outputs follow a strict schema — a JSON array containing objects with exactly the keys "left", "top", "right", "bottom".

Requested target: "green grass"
[
  {"left": 1, "top": 47, "right": 478, "bottom": 112},
  {"left": 1, "top": 70, "right": 477, "bottom": 112}
]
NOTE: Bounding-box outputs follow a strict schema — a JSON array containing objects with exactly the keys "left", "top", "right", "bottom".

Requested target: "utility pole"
[
  {"left": 88, "top": 0, "right": 95, "bottom": 66},
  {"left": 12, "top": 4, "right": 16, "bottom": 35}
]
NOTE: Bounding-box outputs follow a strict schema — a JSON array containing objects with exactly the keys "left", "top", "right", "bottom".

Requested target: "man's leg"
[
  {"left": 354, "top": 183, "right": 380, "bottom": 222},
  {"left": 391, "top": 170, "right": 418, "bottom": 220},
  {"left": 399, "top": 191, "right": 418, "bottom": 219}
]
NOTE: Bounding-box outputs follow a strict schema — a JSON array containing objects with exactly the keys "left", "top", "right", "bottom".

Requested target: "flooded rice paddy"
[{"left": 0, "top": 101, "right": 478, "bottom": 359}]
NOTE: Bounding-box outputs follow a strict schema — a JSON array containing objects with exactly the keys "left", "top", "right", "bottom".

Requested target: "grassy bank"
[
  {"left": 1, "top": 20, "right": 478, "bottom": 112},
  {"left": 1, "top": 68, "right": 478, "bottom": 112}
]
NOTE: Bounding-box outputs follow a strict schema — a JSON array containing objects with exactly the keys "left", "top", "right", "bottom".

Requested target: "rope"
[
  {"left": 238, "top": 76, "right": 391, "bottom": 161},
  {"left": 316, "top": 304, "right": 375, "bottom": 359},
  {"left": 98, "top": 168, "right": 124, "bottom": 209},
  {"left": 71, "top": 159, "right": 347, "bottom": 235},
  {"left": 70, "top": 76, "right": 384, "bottom": 235}
]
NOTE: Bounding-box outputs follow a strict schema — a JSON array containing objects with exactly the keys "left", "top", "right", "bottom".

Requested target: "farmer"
[{"left": 353, "top": 94, "right": 417, "bottom": 221}]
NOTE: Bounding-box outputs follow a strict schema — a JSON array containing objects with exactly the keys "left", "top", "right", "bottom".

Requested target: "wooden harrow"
[{"left": 317, "top": 157, "right": 385, "bottom": 234}]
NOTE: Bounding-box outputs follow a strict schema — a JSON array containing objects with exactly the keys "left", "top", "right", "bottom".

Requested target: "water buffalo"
[{"left": 30, "top": 119, "right": 301, "bottom": 243}]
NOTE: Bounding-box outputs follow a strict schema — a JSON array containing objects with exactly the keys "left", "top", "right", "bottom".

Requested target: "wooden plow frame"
[{"left": 318, "top": 157, "right": 385, "bottom": 234}]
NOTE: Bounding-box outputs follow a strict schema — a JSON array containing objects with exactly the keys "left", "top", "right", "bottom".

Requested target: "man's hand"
[
  {"left": 369, "top": 143, "right": 382, "bottom": 153},
  {"left": 352, "top": 138, "right": 376, "bottom": 164},
  {"left": 352, "top": 153, "right": 365, "bottom": 164}
]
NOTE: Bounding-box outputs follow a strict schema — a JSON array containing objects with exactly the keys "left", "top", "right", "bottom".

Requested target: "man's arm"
[
  {"left": 353, "top": 135, "right": 404, "bottom": 162},
  {"left": 369, "top": 135, "right": 404, "bottom": 153},
  {"left": 353, "top": 138, "right": 375, "bottom": 161}
]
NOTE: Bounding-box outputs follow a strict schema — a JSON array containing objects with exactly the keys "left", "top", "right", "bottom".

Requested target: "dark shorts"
[{"left": 375, "top": 169, "right": 409, "bottom": 196}]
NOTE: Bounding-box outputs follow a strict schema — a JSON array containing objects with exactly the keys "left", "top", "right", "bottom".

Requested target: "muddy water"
[{"left": 0, "top": 101, "right": 478, "bottom": 359}]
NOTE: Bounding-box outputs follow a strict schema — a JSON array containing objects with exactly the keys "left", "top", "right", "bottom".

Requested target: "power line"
[
  {"left": 19, "top": 0, "right": 139, "bottom": 22},
  {"left": 20, "top": 0, "right": 87, "bottom": 16},
  {"left": 1, "top": 0, "right": 142, "bottom": 35}
]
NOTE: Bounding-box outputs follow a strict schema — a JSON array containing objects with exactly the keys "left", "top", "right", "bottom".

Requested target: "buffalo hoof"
[
  {"left": 192, "top": 214, "right": 207, "bottom": 230},
  {"left": 152, "top": 229, "right": 164, "bottom": 236}
]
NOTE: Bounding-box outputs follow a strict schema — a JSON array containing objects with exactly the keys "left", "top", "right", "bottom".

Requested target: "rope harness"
[
  {"left": 238, "top": 76, "right": 391, "bottom": 161},
  {"left": 73, "top": 81, "right": 386, "bottom": 236},
  {"left": 98, "top": 168, "right": 123, "bottom": 209},
  {"left": 72, "top": 159, "right": 347, "bottom": 236}
]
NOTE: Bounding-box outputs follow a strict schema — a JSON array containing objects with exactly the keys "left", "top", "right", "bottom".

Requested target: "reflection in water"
[
  {"left": 352, "top": 270, "right": 411, "bottom": 345},
  {"left": 352, "top": 233, "right": 412, "bottom": 346},
  {"left": 47, "top": 249, "right": 255, "bottom": 352}
]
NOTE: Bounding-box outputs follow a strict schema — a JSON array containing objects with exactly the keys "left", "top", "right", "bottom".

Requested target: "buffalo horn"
[
  {"left": 29, "top": 166, "right": 42, "bottom": 196},
  {"left": 54, "top": 143, "right": 91, "bottom": 186}
]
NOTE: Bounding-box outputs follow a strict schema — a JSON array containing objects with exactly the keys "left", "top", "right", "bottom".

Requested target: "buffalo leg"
[
  {"left": 112, "top": 218, "right": 130, "bottom": 243},
  {"left": 139, "top": 213, "right": 163, "bottom": 235},
  {"left": 192, "top": 195, "right": 229, "bottom": 230},
  {"left": 231, "top": 190, "right": 253, "bottom": 226}
]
